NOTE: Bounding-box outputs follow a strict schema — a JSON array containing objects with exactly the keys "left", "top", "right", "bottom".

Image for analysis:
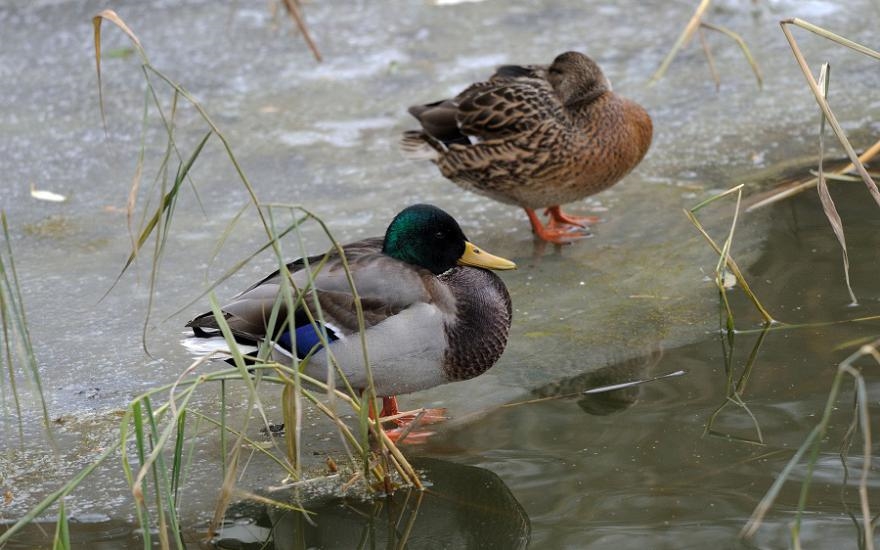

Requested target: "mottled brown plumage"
[{"left": 402, "top": 51, "right": 653, "bottom": 243}]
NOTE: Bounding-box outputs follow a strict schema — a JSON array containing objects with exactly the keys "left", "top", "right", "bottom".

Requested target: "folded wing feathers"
[
  {"left": 187, "top": 240, "right": 432, "bottom": 349},
  {"left": 407, "top": 71, "right": 560, "bottom": 149}
]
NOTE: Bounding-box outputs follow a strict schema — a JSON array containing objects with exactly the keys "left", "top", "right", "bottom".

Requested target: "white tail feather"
[{"left": 180, "top": 334, "right": 258, "bottom": 360}]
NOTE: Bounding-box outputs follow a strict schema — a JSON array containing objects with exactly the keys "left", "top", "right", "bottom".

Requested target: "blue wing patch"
[{"left": 277, "top": 324, "right": 338, "bottom": 359}]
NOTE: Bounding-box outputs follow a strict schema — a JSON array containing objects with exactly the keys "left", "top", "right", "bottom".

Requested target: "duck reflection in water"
[
  {"left": 212, "top": 457, "right": 529, "bottom": 550},
  {"left": 529, "top": 348, "right": 668, "bottom": 415}
]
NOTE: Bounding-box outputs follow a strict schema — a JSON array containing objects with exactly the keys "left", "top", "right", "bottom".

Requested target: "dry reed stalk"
[
  {"left": 685, "top": 185, "right": 776, "bottom": 325},
  {"left": 776, "top": 20, "right": 880, "bottom": 207},
  {"left": 813, "top": 63, "right": 857, "bottom": 304},
  {"left": 650, "top": 0, "right": 761, "bottom": 87},
  {"left": 747, "top": 18, "right": 880, "bottom": 211},
  {"left": 280, "top": 0, "right": 322, "bottom": 62},
  {"left": 746, "top": 139, "right": 880, "bottom": 211},
  {"left": 650, "top": 0, "right": 712, "bottom": 84}
]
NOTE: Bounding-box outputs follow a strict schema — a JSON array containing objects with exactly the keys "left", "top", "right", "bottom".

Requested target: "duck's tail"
[
  {"left": 180, "top": 332, "right": 258, "bottom": 361},
  {"left": 400, "top": 131, "right": 442, "bottom": 160}
]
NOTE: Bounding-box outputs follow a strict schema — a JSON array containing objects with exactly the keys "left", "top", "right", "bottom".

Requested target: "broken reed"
[
  {"left": 276, "top": 0, "right": 322, "bottom": 62},
  {"left": 746, "top": 19, "right": 880, "bottom": 304},
  {"left": 687, "top": 187, "right": 772, "bottom": 460},
  {"left": 753, "top": 18, "right": 880, "bottom": 303},
  {"left": 685, "top": 184, "right": 776, "bottom": 332},
  {"left": 689, "top": 185, "right": 879, "bottom": 547},
  {"left": 649, "top": 0, "right": 762, "bottom": 88},
  {"left": 703, "top": 325, "right": 768, "bottom": 446},
  {"left": 812, "top": 63, "right": 857, "bottom": 305}
]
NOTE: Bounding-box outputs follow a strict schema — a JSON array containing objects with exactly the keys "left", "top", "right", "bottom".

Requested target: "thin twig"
[
  {"left": 650, "top": 0, "right": 712, "bottom": 84},
  {"left": 746, "top": 139, "right": 880, "bottom": 211},
  {"left": 280, "top": 0, "right": 322, "bottom": 62},
  {"left": 698, "top": 26, "right": 720, "bottom": 90},
  {"left": 701, "top": 20, "right": 763, "bottom": 88}
]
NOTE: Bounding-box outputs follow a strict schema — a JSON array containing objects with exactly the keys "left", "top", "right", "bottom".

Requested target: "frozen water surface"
[{"left": 1, "top": 0, "right": 879, "bottom": 547}]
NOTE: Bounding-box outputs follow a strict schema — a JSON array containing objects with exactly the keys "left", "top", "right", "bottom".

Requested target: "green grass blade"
[
  {"left": 220, "top": 379, "right": 227, "bottom": 478},
  {"left": 0, "top": 272, "right": 25, "bottom": 443},
  {"left": 163, "top": 216, "right": 308, "bottom": 322},
  {"left": 206, "top": 201, "right": 251, "bottom": 276},
  {"left": 171, "top": 409, "right": 186, "bottom": 508},
  {"left": 104, "top": 131, "right": 213, "bottom": 299},
  {"left": 142, "top": 398, "right": 173, "bottom": 550},
  {"left": 0, "top": 212, "right": 54, "bottom": 443},
  {"left": 51, "top": 499, "right": 71, "bottom": 550},
  {"left": 282, "top": 378, "right": 299, "bottom": 475},
  {"left": 188, "top": 409, "right": 300, "bottom": 478}
]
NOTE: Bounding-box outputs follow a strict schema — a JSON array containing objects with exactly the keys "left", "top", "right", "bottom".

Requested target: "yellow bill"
[{"left": 458, "top": 241, "right": 516, "bottom": 270}]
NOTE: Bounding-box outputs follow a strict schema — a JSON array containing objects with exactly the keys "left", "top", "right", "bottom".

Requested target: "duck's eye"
[
  {"left": 549, "top": 67, "right": 562, "bottom": 75},
  {"left": 434, "top": 231, "right": 445, "bottom": 240}
]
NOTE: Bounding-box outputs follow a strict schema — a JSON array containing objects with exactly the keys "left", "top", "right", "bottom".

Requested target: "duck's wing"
[
  {"left": 453, "top": 77, "right": 562, "bottom": 141},
  {"left": 406, "top": 61, "right": 558, "bottom": 151},
  {"left": 406, "top": 77, "right": 561, "bottom": 150},
  {"left": 235, "top": 236, "right": 384, "bottom": 294},
  {"left": 186, "top": 239, "right": 438, "bottom": 346},
  {"left": 295, "top": 252, "right": 438, "bottom": 336}
]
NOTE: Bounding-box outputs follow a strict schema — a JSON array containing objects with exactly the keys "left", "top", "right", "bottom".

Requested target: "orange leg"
[
  {"left": 379, "top": 396, "right": 400, "bottom": 419},
  {"left": 544, "top": 205, "right": 600, "bottom": 228},
  {"left": 524, "top": 208, "right": 590, "bottom": 244},
  {"left": 370, "top": 395, "right": 447, "bottom": 444}
]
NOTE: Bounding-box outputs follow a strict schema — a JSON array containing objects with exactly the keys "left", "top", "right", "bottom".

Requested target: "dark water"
[{"left": 2, "top": 0, "right": 880, "bottom": 548}]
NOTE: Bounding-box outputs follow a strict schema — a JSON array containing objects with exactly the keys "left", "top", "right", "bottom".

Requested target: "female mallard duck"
[
  {"left": 186, "top": 204, "right": 515, "bottom": 434},
  {"left": 401, "top": 51, "right": 653, "bottom": 244}
]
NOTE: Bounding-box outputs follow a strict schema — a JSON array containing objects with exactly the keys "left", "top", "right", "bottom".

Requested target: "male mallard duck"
[
  {"left": 186, "top": 204, "right": 515, "bottom": 434},
  {"left": 401, "top": 51, "right": 653, "bottom": 244}
]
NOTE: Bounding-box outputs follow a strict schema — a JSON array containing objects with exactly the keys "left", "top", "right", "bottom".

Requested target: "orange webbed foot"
[
  {"left": 375, "top": 397, "right": 447, "bottom": 444},
  {"left": 524, "top": 208, "right": 591, "bottom": 244},
  {"left": 543, "top": 205, "right": 601, "bottom": 228},
  {"left": 382, "top": 410, "right": 445, "bottom": 444},
  {"left": 383, "top": 425, "right": 436, "bottom": 444},
  {"left": 386, "top": 407, "right": 448, "bottom": 427}
]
